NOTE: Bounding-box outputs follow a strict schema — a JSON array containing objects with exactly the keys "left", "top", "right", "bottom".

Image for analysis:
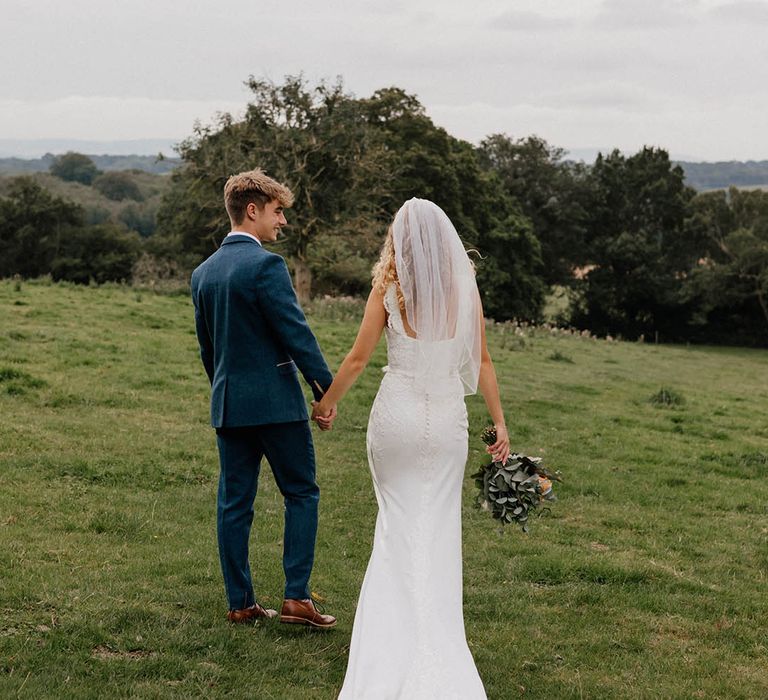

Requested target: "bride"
[{"left": 312, "top": 198, "right": 510, "bottom": 699}]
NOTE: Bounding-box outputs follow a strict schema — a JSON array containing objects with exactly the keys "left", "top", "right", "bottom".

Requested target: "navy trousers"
[{"left": 215, "top": 421, "right": 319, "bottom": 609}]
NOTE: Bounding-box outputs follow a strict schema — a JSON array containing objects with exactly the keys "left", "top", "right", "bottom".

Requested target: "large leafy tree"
[
  {"left": 0, "top": 177, "right": 83, "bottom": 278},
  {"left": 684, "top": 188, "right": 768, "bottom": 345},
  {"left": 571, "top": 147, "right": 698, "bottom": 340},
  {"left": 157, "top": 76, "right": 393, "bottom": 302},
  {"left": 157, "top": 77, "right": 546, "bottom": 318},
  {"left": 359, "top": 88, "right": 546, "bottom": 320},
  {"left": 49, "top": 152, "right": 101, "bottom": 185},
  {"left": 478, "top": 134, "right": 593, "bottom": 286}
]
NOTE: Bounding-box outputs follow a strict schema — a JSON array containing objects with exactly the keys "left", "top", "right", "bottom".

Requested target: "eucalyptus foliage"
[{"left": 472, "top": 426, "right": 562, "bottom": 532}]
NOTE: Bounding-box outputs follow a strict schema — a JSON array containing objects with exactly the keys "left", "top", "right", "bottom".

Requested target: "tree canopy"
[
  {"left": 684, "top": 188, "right": 768, "bottom": 345},
  {"left": 49, "top": 152, "right": 101, "bottom": 185},
  {"left": 0, "top": 176, "right": 142, "bottom": 283},
  {"left": 156, "top": 77, "right": 545, "bottom": 318},
  {"left": 93, "top": 171, "right": 143, "bottom": 202},
  {"left": 570, "top": 148, "right": 698, "bottom": 341},
  {"left": 0, "top": 177, "right": 83, "bottom": 278}
]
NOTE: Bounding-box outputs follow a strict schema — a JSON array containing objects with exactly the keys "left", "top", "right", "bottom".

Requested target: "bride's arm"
[
  {"left": 477, "top": 307, "right": 511, "bottom": 464},
  {"left": 313, "top": 287, "right": 386, "bottom": 421}
]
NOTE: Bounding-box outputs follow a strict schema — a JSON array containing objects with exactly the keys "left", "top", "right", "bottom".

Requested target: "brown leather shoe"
[
  {"left": 280, "top": 598, "right": 337, "bottom": 629},
  {"left": 226, "top": 602, "right": 277, "bottom": 623}
]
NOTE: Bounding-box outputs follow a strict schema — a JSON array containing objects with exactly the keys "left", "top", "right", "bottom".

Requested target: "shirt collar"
[{"left": 225, "top": 231, "right": 262, "bottom": 246}]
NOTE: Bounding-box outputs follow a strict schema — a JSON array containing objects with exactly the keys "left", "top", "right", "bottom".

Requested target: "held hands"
[
  {"left": 486, "top": 423, "right": 510, "bottom": 465},
  {"left": 311, "top": 400, "right": 337, "bottom": 431}
]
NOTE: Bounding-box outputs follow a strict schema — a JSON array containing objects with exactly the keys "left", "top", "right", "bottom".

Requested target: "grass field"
[{"left": 1, "top": 279, "right": 767, "bottom": 699}]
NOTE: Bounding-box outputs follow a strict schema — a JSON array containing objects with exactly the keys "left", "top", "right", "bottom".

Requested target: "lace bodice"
[
  {"left": 382, "top": 283, "right": 459, "bottom": 386},
  {"left": 382, "top": 283, "right": 418, "bottom": 374}
]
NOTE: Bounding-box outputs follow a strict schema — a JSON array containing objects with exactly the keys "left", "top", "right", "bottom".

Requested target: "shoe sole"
[
  {"left": 227, "top": 611, "right": 278, "bottom": 623},
  {"left": 279, "top": 615, "right": 337, "bottom": 629},
  {"left": 227, "top": 615, "right": 277, "bottom": 623}
]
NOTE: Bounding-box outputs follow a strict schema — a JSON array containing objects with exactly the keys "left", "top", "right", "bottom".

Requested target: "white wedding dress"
[{"left": 338, "top": 284, "right": 487, "bottom": 700}]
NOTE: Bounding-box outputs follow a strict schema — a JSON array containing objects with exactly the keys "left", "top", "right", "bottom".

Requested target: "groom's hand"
[{"left": 311, "top": 401, "right": 337, "bottom": 431}]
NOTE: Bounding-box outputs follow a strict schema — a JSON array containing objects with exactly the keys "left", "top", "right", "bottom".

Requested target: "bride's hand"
[{"left": 486, "top": 423, "right": 510, "bottom": 464}]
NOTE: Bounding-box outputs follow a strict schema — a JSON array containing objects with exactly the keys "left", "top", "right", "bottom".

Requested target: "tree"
[
  {"left": 50, "top": 223, "right": 142, "bottom": 284},
  {"left": 571, "top": 147, "right": 698, "bottom": 340},
  {"left": 684, "top": 188, "right": 768, "bottom": 345},
  {"left": 0, "top": 177, "right": 144, "bottom": 284},
  {"left": 0, "top": 177, "right": 83, "bottom": 278},
  {"left": 156, "top": 77, "right": 547, "bottom": 318},
  {"left": 157, "top": 76, "right": 393, "bottom": 302},
  {"left": 359, "top": 88, "right": 546, "bottom": 320},
  {"left": 118, "top": 202, "right": 157, "bottom": 236},
  {"left": 478, "top": 134, "right": 593, "bottom": 286},
  {"left": 49, "top": 152, "right": 101, "bottom": 185},
  {"left": 93, "top": 172, "right": 143, "bottom": 201}
]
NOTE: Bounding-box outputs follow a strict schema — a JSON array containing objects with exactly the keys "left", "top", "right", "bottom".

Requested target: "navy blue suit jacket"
[{"left": 191, "top": 234, "right": 333, "bottom": 428}]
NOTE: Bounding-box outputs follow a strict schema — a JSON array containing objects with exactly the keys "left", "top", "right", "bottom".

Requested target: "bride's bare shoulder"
[{"left": 369, "top": 284, "right": 385, "bottom": 302}]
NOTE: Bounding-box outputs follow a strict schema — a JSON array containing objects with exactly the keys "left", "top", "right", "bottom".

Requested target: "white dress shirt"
[{"left": 225, "top": 231, "right": 262, "bottom": 246}]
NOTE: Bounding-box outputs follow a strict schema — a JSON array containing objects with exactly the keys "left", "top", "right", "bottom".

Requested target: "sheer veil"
[{"left": 391, "top": 198, "right": 482, "bottom": 395}]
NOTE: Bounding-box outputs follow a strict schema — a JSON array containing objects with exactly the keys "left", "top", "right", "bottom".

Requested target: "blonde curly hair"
[{"left": 371, "top": 225, "right": 405, "bottom": 311}]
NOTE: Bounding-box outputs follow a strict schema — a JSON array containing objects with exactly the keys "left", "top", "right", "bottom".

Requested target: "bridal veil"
[{"left": 391, "top": 198, "right": 482, "bottom": 395}]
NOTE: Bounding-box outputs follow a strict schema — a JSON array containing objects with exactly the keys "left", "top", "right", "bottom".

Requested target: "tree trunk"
[
  {"left": 755, "top": 286, "right": 768, "bottom": 332},
  {"left": 293, "top": 258, "right": 312, "bottom": 305}
]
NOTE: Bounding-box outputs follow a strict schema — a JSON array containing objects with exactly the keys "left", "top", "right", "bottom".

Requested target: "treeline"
[
  {"left": 1, "top": 76, "right": 767, "bottom": 346},
  {"left": 677, "top": 160, "right": 768, "bottom": 191},
  {"left": 6, "top": 150, "right": 768, "bottom": 194},
  {"left": 0, "top": 177, "right": 142, "bottom": 284},
  {"left": 0, "top": 152, "right": 172, "bottom": 284},
  {"left": 0, "top": 153, "right": 181, "bottom": 176}
]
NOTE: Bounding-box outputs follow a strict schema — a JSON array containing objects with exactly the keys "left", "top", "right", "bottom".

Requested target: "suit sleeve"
[
  {"left": 192, "top": 289, "right": 215, "bottom": 384},
  {"left": 257, "top": 255, "right": 333, "bottom": 400}
]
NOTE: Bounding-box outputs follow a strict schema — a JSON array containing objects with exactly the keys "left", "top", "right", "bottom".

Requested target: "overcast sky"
[{"left": 2, "top": 0, "right": 767, "bottom": 161}]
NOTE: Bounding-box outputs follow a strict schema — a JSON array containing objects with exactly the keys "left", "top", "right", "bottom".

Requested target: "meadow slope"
[{"left": 1, "top": 280, "right": 767, "bottom": 699}]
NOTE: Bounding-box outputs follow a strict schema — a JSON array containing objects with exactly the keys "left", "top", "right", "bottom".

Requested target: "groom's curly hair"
[{"left": 224, "top": 169, "right": 294, "bottom": 224}]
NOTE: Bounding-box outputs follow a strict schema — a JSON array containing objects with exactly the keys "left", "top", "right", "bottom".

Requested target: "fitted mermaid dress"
[{"left": 338, "top": 284, "right": 486, "bottom": 699}]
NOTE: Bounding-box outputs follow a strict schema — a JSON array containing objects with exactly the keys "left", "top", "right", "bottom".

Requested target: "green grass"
[{"left": 1, "top": 279, "right": 767, "bottom": 699}]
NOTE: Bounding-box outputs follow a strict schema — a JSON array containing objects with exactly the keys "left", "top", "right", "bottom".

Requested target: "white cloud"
[
  {"left": 593, "top": 0, "right": 702, "bottom": 29},
  {"left": 488, "top": 10, "right": 573, "bottom": 31},
  {"left": 536, "top": 82, "right": 669, "bottom": 112},
  {"left": 429, "top": 85, "right": 768, "bottom": 161},
  {"left": 1, "top": 0, "right": 767, "bottom": 160},
  {"left": 0, "top": 96, "right": 244, "bottom": 141},
  {"left": 710, "top": 0, "right": 768, "bottom": 22}
]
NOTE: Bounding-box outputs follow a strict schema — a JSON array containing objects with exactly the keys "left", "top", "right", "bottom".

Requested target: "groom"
[{"left": 191, "top": 169, "right": 337, "bottom": 628}]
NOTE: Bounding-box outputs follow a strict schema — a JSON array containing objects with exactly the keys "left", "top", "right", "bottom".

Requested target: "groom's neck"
[{"left": 230, "top": 220, "right": 262, "bottom": 242}]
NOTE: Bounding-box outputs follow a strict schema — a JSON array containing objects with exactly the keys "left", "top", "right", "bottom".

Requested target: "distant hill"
[
  {"left": 2, "top": 151, "right": 767, "bottom": 191},
  {"left": 0, "top": 138, "right": 179, "bottom": 158},
  {"left": 0, "top": 171, "right": 170, "bottom": 237},
  {"left": 675, "top": 160, "right": 768, "bottom": 191},
  {"left": 0, "top": 153, "right": 181, "bottom": 176}
]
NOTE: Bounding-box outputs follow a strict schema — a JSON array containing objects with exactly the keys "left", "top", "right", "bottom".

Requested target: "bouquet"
[{"left": 471, "top": 426, "right": 562, "bottom": 532}]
